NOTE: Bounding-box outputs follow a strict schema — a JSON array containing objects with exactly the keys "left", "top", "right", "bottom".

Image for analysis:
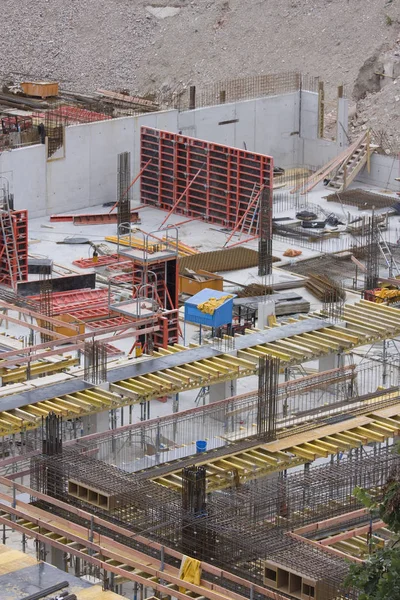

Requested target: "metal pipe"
[{"left": 21, "top": 581, "right": 69, "bottom": 600}]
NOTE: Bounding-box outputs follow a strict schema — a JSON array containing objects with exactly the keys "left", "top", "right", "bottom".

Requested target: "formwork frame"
[
  {"left": 115, "top": 228, "right": 180, "bottom": 348},
  {"left": 0, "top": 209, "right": 28, "bottom": 288},
  {"left": 140, "top": 127, "right": 273, "bottom": 231}
]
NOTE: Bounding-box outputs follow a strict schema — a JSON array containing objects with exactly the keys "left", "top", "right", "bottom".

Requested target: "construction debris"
[{"left": 283, "top": 249, "right": 303, "bottom": 257}]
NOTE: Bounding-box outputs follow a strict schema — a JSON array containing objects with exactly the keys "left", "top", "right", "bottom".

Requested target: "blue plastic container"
[
  {"left": 196, "top": 440, "right": 207, "bottom": 453},
  {"left": 184, "top": 288, "right": 236, "bottom": 328}
]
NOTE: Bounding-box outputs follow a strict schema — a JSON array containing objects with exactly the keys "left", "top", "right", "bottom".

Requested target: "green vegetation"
[{"left": 345, "top": 449, "right": 400, "bottom": 599}]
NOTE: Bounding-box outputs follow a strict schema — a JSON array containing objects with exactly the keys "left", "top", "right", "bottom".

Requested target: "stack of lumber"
[{"left": 305, "top": 273, "right": 346, "bottom": 302}]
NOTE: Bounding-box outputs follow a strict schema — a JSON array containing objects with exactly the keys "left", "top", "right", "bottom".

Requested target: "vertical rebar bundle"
[
  {"left": 182, "top": 465, "right": 207, "bottom": 514},
  {"left": 181, "top": 465, "right": 210, "bottom": 558},
  {"left": 84, "top": 340, "right": 107, "bottom": 384},
  {"left": 257, "top": 357, "right": 279, "bottom": 441},
  {"left": 42, "top": 412, "right": 62, "bottom": 456},
  {"left": 39, "top": 268, "right": 53, "bottom": 343},
  {"left": 322, "top": 281, "right": 345, "bottom": 322},
  {"left": 258, "top": 187, "right": 272, "bottom": 276},
  {"left": 364, "top": 213, "right": 380, "bottom": 290},
  {"left": 117, "top": 152, "right": 131, "bottom": 234}
]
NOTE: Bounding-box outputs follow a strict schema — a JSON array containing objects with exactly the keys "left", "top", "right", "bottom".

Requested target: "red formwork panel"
[
  {"left": 28, "top": 288, "right": 110, "bottom": 317},
  {"left": 0, "top": 209, "right": 28, "bottom": 288},
  {"left": 140, "top": 127, "right": 273, "bottom": 229}
]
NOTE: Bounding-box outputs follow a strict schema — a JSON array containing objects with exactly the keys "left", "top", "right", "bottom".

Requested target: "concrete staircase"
[{"left": 326, "top": 131, "right": 376, "bottom": 193}]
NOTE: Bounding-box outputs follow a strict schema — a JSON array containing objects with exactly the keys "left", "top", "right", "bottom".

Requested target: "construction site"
[{"left": 0, "top": 72, "right": 399, "bottom": 600}]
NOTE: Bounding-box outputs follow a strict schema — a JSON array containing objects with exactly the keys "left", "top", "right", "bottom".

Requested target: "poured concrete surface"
[{"left": 0, "top": 544, "right": 121, "bottom": 600}]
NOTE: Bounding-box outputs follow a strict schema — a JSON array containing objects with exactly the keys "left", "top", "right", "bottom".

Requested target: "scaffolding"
[{"left": 35, "top": 359, "right": 397, "bottom": 473}]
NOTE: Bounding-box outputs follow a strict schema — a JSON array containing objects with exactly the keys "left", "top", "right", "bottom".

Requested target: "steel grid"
[
  {"left": 29, "top": 442, "right": 399, "bottom": 595},
  {"left": 173, "top": 72, "right": 320, "bottom": 111}
]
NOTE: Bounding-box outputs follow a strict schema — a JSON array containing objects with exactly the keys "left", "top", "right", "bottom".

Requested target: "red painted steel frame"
[
  {"left": 140, "top": 127, "right": 273, "bottom": 230},
  {"left": 0, "top": 209, "right": 28, "bottom": 288}
]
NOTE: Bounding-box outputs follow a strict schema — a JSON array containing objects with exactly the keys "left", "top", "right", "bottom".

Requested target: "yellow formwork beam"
[
  {"left": 355, "top": 304, "right": 400, "bottom": 328},
  {"left": 240, "top": 346, "right": 291, "bottom": 362},
  {"left": 287, "top": 446, "right": 316, "bottom": 461},
  {"left": 272, "top": 339, "right": 315, "bottom": 358},
  {"left": 293, "top": 333, "right": 337, "bottom": 351},
  {"left": 313, "top": 330, "right": 354, "bottom": 347},
  {"left": 345, "top": 306, "right": 398, "bottom": 333},
  {"left": 342, "top": 313, "right": 387, "bottom": 336},
  {"left": 0, "top": 357, "right": 79, "bottom": 384},
  {"left": 0, "top": 387, "right": 123, "bottom": 436},
  {"left": 153, "top": 403, "right": 400, "bottom": 492},
  {"left": 359, "top": 298, "right": 400, "bottom": 319}
]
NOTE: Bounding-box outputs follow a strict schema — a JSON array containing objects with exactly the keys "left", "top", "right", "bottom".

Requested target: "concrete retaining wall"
[{"left": 0, "top": 91, "right": 344, "bottom": 217}]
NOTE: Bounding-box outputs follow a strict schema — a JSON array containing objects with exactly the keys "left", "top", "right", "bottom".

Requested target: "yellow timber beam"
[
  {"left": 0, "top": 357, "right": 79, "bottom": 384},
  {"left": 152, "top": 403, "right": 400, "bottom": 491},
  {"left": 0, "top": 388, "right": 122, "bottom": 436}
]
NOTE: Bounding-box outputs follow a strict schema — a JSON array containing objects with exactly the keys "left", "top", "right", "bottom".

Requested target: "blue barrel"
[{"left": 196, "top": 440, "right": 207, "bottom": 453}]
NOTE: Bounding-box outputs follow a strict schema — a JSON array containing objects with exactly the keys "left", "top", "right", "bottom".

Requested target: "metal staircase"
[
  {"left": 326, "top": 131, "right": 376, "bottom": 193},
  {"left": 378, "top": 233, "right": 400, "bottom": 278}
]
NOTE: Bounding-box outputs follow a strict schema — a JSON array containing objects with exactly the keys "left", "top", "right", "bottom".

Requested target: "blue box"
[{"left": 184, "top": 288, "right": 236, "bottom": 328}]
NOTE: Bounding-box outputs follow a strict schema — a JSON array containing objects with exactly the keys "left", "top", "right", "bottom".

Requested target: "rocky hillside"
[{"left": 1, "top": 0, "right": 400, "bottom": 148}]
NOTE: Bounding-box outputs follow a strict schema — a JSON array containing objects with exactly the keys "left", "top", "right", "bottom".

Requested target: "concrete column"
[
  {"left": 257, "top": 300, "right": 275, "bottom": 329},
  {"left": 81, "top": 410, "right": 109, "bottom": 436},
  {"left": 318, "top": 353, "right": 337, "bottom": 372},
  {"left": 45, "top": 543, "right": 65, "bottom": 571},
  {"left": 209, "top": 379, "right": 237, "bottom": 403}
]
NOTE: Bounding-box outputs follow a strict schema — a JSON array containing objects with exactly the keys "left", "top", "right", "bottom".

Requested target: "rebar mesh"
[
  {"left": 30, "top": 442, "right": 399, "bottom": 595},
  {"left": 173, "top": 72, "right": 320, "bottom": 111}
]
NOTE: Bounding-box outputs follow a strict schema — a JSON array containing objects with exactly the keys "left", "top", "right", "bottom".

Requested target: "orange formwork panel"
[
  {"left": 86, "top": 316, "right": 135, "bottom": 330},
  {"left": 28, "top": 289, "right": 111, "bottom": 318},
  {"left": 73, "top": 255, "right": 122, "bottom": 269},
  {"left": 140, "top": 127, "right": 273, "bottom": 230}
]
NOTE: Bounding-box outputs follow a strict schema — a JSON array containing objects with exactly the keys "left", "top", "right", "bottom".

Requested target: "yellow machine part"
[{"left": 197, "top": 295, "right": 233, "bottom": 315}]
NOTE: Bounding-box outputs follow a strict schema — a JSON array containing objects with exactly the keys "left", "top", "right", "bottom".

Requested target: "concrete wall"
[
  {"left": 298, "top": 92, "right": 347, "bottom": 167},
  {"left": 177, "top": 92, "right": 301, "bottom": 167},
  {"left": 0, "top": 91, "right": 344, "bottom": 216},
  {"left": 356, "top": 153, "right": 400, "bottom": 193},
  {"left": 0, "top": 144, "right": 46, "bottom": 218},
  {"left": 47, "top": 110, "right": 178, "bottom": 215}
]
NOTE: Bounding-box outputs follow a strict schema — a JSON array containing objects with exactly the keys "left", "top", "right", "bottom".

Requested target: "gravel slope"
[{"left": 0, "top": 0, "right": 399, "bottom": 146}]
